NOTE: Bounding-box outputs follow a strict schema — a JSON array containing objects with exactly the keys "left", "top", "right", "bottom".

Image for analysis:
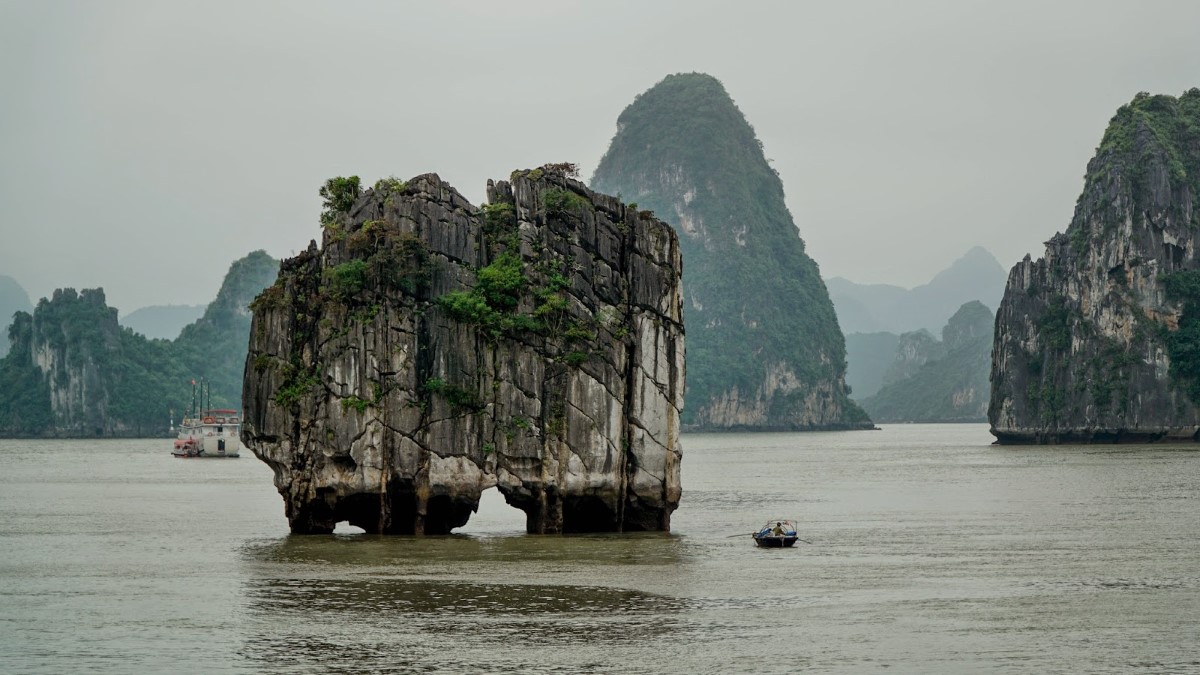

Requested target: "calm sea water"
[{"left": 2, "top": 425, "right": 1198, "bottom": 674}]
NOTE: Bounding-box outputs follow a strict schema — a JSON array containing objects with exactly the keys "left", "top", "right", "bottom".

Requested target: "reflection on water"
[
  {"left": 242, "top": 530, "right": 687, "bottom": 569},
  {"left": 244, "top": 575, "right": 685, "bottom": 618},
  {"left": 239, "top": 536, "right": 689, "bottom": 673}
]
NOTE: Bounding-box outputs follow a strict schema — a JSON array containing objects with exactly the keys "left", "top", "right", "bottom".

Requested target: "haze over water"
[{"left": 2, "top": 425, "right": 1198, "bottom": 673}]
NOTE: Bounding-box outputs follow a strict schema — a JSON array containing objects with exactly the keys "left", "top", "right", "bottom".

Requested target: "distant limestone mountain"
[
  {"left": 175, "top": 250, "right": 279, "bottom": 408},
  {"left": 827, "top": 246, "right": 1006, "bottom": 335},
  {"left": 991, "top": 89, "right": 1200, "bottom": 443},
  {"left": 0, "top": 275, "right": 33, "bottom": 359},
  {"left": 861, "top": 301, "right": 993, "bottom": 423},
  {"left": 0, "top": 251, "right": 277, "bottom": 437},
  {"left": 843, "top": 332, "right": 900, "bottom": 400},
  {"left": 880, "top": 330, "right": 946, "bottom": 388},
  {"left": 592, "top": 72, "right": 870, "bottom": 431},
  {"left": 120, "top": 304, "right": 205, "bottom": 340}
]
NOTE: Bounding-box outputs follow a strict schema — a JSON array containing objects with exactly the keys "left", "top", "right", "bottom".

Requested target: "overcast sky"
[{"left": 3, "top": 1, "right": 1200, "bottom": 313}]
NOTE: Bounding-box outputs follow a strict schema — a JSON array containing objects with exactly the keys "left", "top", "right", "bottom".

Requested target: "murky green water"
[{"left": 2, "top": 425, "right": 1198, "bottom": 673}]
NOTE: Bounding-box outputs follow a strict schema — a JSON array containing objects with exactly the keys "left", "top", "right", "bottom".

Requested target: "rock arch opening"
[{"left": 455, "top": 487, "right": 527, "bottom": 534}]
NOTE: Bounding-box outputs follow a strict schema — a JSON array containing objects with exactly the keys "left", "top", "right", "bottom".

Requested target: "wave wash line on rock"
[{"left": 242, "top": 166, "right": 684, "bottom": 534}]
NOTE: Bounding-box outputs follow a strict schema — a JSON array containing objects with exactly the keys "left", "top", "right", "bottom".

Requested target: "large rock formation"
[
  {"left": 242, "top": 167, "right": 684, "bottom": 535},
  {"left": 991, "top": 89, "right": 1200, "bottom": 443},
  {"left": 591, "top": 72, "right": 870, "bottom": 431}
]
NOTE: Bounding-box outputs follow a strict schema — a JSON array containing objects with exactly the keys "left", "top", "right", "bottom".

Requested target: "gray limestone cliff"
[
  {"left": 990, "top": 90, "right": 1200, "bottom": 443},
  {"left": 242, "top": 167, "right": 684, "bottom": 534}
]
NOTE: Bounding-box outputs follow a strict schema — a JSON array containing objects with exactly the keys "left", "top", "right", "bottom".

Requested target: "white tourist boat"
[{"left": 172, "top": 407, "right": 241, "bottom": 458}]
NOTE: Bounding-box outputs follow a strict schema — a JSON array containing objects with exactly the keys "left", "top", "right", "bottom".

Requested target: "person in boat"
[{"left": 771, "top": 522, "right": 785, "bottom": 536}]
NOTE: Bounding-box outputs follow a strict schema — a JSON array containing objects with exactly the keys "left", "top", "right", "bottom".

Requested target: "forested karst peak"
[
  {"left": 593, "top": 72, "right": 796, "bottom": 248},
  {"left": 1072, "top": 89, "right": 1200, "bottom": 237},
  {"left": 592, "top": 73, "right": 868, "bottom": 430}
]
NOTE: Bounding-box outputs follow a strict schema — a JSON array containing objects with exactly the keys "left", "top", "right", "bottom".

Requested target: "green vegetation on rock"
[
  {"left": 436, "top": 250, "right": 539, "bottom": 339},
  {"left": 319, "top": 176, "right": 362, "bottom": 224}
]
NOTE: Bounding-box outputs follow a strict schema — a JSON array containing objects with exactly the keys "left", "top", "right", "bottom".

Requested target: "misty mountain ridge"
[
  {"left": 0, "top": 275, "right": 34, "bottom": 359},
  {"left": 843, "top": 331, "right": 901, "bottom": 400},
  {"left": 120, "top": 304, "right": 206, "bottom": 340},
  {"left": 827, "top": 246, "right": 1005, "bottom": 335}
]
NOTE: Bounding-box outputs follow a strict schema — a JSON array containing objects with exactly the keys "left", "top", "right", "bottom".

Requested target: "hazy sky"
[{"left": 3, "top": 1, "right": 1200, "bottom": 313}]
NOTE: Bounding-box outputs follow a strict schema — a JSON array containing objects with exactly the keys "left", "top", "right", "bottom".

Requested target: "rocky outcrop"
[
  {"left": 591, "top": 72, "right": 870, "bottom": 431},
  {"left": 990, "top": 90, "right": 1200, "bottom": 443},
  {"left": 241, "top": 167, "right": 684, "bottom": 535},
  {"left": 32, "top": 289, "right": 118, "bottom": 435}
]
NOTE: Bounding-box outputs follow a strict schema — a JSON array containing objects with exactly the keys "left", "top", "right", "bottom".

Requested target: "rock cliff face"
[
  {"left": 591, "top": 72, "right": 869, "bottom": 431},
  {"left": 991, "top": 90, "right": 1200, "bottom": 443},
  {"left": 32, "top": 289, "right": 119, "bottom": 435},
  {"left": 242, "top": 168, "right": 684, "bottom": 535}
]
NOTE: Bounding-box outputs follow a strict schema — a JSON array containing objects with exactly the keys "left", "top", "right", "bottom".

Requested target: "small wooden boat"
[{"left": 752, "top": 519, "right": 799, "bottom": 548}]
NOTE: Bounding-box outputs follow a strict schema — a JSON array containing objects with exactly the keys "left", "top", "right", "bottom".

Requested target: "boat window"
[{"left": 217, "top": 426, "right": 223, "bottom": 433}]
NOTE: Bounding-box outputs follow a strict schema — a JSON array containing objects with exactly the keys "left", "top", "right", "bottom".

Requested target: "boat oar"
[{"left": 726, "top": 532, "right": 755, "bottom": 538}]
